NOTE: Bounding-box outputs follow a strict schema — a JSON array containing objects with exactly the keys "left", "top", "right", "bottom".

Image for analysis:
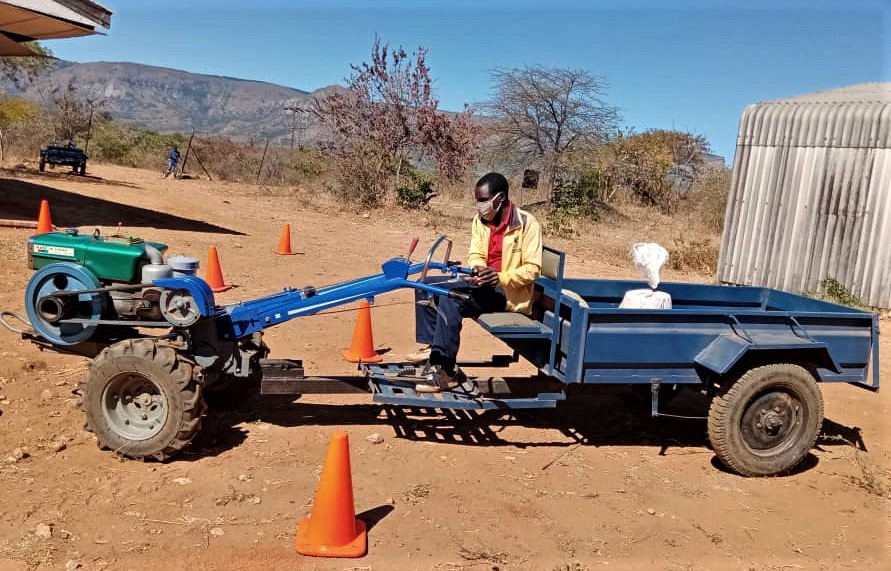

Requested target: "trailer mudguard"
[{"left": 694, "top": 332, "right": 842, "bottom": 376}]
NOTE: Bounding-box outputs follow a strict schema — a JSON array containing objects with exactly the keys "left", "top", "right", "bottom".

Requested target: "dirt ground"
[{"left": 0, "top": 164, "right": 888, "bottom": 571}]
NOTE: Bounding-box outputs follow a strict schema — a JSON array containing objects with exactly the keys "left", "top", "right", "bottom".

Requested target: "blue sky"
[{"left": 49, "top": 0, "right": 888, "bottom": 165}]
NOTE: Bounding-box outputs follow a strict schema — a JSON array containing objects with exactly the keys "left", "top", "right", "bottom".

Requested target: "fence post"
[{"left": 256, "top": 138, "right": 270, "bottom": 183}]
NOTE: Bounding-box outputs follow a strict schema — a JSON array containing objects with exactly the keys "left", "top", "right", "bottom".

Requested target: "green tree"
[
  {"left": 483, "top": 66, "right": 620, "bottom": 200},
  {"left": 0, "top": 96, "right": 41, "bottom": 161},
  {"left": 602, "top": 129, "right": 709, "bottom": 213}
]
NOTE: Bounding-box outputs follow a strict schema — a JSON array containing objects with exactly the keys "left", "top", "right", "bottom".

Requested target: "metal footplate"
[{"left": 363, "top": 363, "right": 565, "bottom": 410}]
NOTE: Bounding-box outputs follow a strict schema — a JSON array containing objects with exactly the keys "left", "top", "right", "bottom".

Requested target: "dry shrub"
[
  {"left": 1, "top": 121, "right": 54, "bottom": 163},
  {"left": 692, "top": 164, "right": 731, "bottom": 232},
  {"left": 668, "top": 236, "right": 719, "bottom": 274}
]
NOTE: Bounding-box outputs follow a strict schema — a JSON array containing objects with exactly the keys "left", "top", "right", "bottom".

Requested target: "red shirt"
[{"left": 486, "top": 202, "right": 512, "bottom": 271}]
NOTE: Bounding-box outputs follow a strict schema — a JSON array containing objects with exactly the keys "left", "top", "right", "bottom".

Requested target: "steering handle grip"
[{"left": 407, "top": 236, "right": 420, "bottom": 259}]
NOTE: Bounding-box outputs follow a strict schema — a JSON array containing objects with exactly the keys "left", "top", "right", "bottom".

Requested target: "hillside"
[
  {"left": 14, "top": 60, "right": 328, "bottom": 142},
  {"left": 5, "top": 60, "right": 726, "bottom": 165}
]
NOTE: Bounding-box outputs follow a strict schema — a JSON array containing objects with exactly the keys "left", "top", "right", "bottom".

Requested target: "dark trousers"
[{"left": 415, "top": 277, "right": 507, "bottom": 371}]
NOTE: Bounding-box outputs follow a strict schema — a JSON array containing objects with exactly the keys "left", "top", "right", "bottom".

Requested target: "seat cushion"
[{"left": 477, "top": 312, "right": 544, "bottom": 333}]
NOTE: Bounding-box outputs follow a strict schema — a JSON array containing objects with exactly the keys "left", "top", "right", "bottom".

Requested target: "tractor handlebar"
[{"left": 448, "top": 290, "right": 471, "bottom": 302}]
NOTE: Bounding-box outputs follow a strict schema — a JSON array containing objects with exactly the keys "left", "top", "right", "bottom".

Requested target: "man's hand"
[{"left": 469, "top": 265, "right": 499, "bottom": 287}]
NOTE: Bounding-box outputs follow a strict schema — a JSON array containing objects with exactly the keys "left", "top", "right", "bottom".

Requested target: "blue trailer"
[{"left": 5, "top": 234, "right": 879, "bottom": 476}]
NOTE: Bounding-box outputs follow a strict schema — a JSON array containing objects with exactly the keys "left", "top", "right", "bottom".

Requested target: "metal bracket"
[{"left": 650, "top": 379, "right": 661, "bottom": 418}]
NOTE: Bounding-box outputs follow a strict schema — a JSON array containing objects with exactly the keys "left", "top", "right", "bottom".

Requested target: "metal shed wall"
[{"left": 718, "top": 83, "right": 891, "bottom": 308}]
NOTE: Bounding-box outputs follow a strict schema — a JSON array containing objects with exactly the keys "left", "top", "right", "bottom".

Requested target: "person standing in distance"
[{"left": 164, "top": 145, "right": 181, "bottom": 178}]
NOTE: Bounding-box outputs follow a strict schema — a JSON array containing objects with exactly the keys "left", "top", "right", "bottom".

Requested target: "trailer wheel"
[
  {"left": 708, "top": 363, "right": 823, "bottom": 477},
  {"left": 80, "top": 339, "right": 206, "bottom": 461},
  {"left": 38, "top": 158, "right": 45, "bottom": 172}
]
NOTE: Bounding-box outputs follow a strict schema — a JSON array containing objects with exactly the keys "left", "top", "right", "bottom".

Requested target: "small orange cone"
[
  {"left": 341, "top": 300, "right": 382, "bottom": 363},
  {"left": 36, "top": 200, "right": 53, "bottom": 234},
  {"left": 274, "top": 223, "right": 297, "bottom": 255},
  {"left": 295, "top": 431, "right": 367, "bottom": 558},
  {"left": 205, "top": 246, "right": 231, "bottom": 293}
]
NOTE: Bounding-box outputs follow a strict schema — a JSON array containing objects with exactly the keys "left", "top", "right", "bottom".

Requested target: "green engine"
[
  {"left": 24, "top": 229, "right": 188, "bottom": 346},
  {"left": 28, "top": 229, "right": 168, "bottom": 283}
]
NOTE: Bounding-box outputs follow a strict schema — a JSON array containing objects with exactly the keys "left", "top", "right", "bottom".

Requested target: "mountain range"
[
  {"left": 11, "top": 60, "right": 329, "bottom": 143},
  {"left": 6, "top": 61, "right": 727, "bottom": 164}
]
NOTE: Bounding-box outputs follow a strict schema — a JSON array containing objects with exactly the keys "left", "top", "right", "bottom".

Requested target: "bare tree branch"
[
  {"left": 482, "top": 65, "right": 620, "bottom": 200},
  {"left": 314, "top": 35, "right": 480, "bottom": 206}
]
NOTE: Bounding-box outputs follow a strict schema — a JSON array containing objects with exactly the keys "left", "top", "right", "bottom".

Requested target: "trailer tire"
[
  {"left": 38, "top": 158, "right": 45, "bottom": 172},
  {"left": 80, "top": 339, "right": 206, "bottom": 461},
  {"left": 708, "top": 363, "right": 823, "bottom": 477}
]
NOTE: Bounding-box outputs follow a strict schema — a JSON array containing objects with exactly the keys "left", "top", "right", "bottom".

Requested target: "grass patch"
[{"left": 820, "top": 277, "right": 865, "bottom": 308}]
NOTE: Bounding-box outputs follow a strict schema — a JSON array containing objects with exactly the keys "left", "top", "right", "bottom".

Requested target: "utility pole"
[
  {"left": 284, "top": 105, "right": 310, "bottom": 150},
  {"left": 84, "top": 100, "right": 94, "bottom": 155},
  {"left": 181, "top": 129, "right": 195, "bottom": 174},
  {"left": 256, "top": 138, "right": 270, "bottom": 183}
]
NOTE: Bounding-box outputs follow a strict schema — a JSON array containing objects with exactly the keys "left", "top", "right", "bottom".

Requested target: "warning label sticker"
[{"left": 33, "top": 245, "right": 75, "bottom": 257}]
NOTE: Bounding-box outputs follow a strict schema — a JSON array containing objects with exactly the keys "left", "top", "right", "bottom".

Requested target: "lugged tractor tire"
[
  {"left": 80, "top": 338, "right": 206, "bottom": 461},
  {"left": 707, "top": 363, "right": 823, "bottom": 477}
]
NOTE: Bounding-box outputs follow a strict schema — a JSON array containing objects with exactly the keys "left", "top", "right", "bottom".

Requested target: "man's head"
[{"left": 474, "top": 172, "right": 509, "bottom": 222}]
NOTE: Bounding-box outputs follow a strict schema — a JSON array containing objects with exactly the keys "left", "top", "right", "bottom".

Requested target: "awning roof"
[{"left": 0, "top": 0, "right": 110, "bottom": 54}]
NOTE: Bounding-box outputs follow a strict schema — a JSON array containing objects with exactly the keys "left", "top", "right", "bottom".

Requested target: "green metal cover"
[{"left": 28, "top": 232, "right": 168, "bottom": 283}]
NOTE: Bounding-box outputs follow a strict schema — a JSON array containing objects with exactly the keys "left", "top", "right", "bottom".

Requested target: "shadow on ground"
[
  {"left": 0, "top": 171, "right": 244, "bottom": 235},
  {"left": 186, "top": 383, "right": 867, "bottom": 477}
]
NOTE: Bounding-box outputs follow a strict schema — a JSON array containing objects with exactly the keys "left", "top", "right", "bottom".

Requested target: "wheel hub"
[
  {"left": 758, "top": 407, "right": 786, "bottom": 435},
  {"left": 741, "top": 392, "right": 801, "bottom": 452},
  {"left": 102, "top": 373, "right": 169, "bottom": 441}
]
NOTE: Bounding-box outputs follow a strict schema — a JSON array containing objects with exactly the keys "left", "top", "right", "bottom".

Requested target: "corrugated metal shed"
[{"left": 718, "top": 83, "right": 891, "bottom": 308}]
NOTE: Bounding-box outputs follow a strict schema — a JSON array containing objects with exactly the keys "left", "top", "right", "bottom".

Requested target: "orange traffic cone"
[
  {"left": 205, "top": 246, "right": 231, "bottom": 293},
  {"left": 295, "top": 431, "right": 367, "bottom": 558},
  {"left": 274, "top": 223, "right": 297, "bottom": 255},
  {"left": 36, "top": 199, "right": 53, "bottom": 234},
  {"left": 341, "top": 300, "right": 382, "bottom": 363}
]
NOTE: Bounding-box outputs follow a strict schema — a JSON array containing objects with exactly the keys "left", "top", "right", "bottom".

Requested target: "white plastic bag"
[
  {"left": 619, "top": 288, "right": 673, "bottom": 309},
  {"left": 631, "top": 242, "right": 669, "bottom": 289}
]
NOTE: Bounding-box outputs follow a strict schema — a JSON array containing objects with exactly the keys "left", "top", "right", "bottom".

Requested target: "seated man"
[{"left": 410, "top": 172, "right": 542, "bottom": 392}]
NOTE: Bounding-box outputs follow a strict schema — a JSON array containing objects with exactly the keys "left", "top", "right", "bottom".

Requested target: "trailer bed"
[{"left": 482, "top": 247, "right": 879, "bottom": 391}]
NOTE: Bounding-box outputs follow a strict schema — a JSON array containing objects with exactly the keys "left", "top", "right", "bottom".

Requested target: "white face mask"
[{"left": 477, "top": 193, "right": 503, "bottom": 221}]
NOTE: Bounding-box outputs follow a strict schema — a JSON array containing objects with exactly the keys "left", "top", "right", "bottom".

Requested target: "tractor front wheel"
[
  {"left": 707, "top": 363, "right": 823, "bottom": 477},
  {"left": 80, "top": 339, "right": 206, "bottom": 461}
]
